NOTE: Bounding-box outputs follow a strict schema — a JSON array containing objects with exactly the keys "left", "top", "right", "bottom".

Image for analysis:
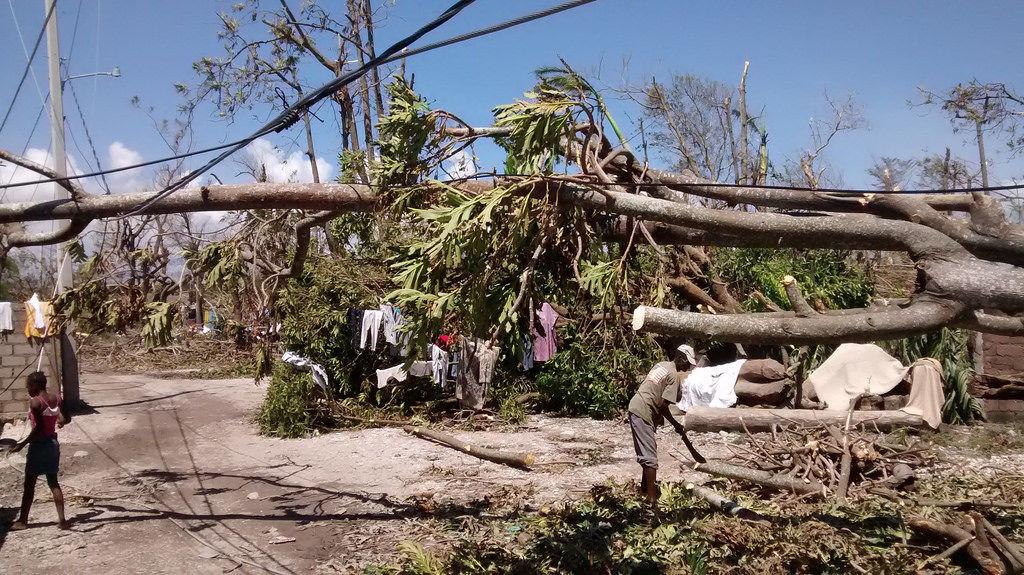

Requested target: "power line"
[
  {"left": 0, "top": 0, "right": 602, "bottom": 197},
  {"left": 66, "top": 81, "right": 112, "bottom": 194},
  {"left": 0, "top": 0, "right": 56, "bottom": 137},
  {"left": 120, "top": 0, "right": 483, "bottom": 217}
]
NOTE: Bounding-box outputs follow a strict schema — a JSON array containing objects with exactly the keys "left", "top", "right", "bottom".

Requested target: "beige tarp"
[
  {"left": 901, "top": 357, "right": 945, "bottom": 429},
  {"left": 807, "top": 343, "right": 909, "bottom": 411}
]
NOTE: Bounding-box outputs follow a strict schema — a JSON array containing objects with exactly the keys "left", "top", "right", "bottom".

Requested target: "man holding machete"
[{"left": 627, "top": 344, "right": 705, "bottom": 503}]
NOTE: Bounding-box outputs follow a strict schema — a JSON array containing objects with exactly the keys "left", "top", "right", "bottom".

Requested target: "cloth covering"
[
  {"left": 281, "top": 351, "right": 330, "bottom": 391},
  {"left": 628, "top": 361, "right": 681, "bottom": 426},
  {"left": 360, "top": 309, "right": 383, "bottom": 350},
  {"left": 901, "top": 358, "right": 945, "bottom": 429},
  {"left": 532, "top": 303, "right": 558, "bottom": 362},
  {"left": 677, "top": 359, "right": 746, "bottom": 411},
  {"left": 807, "top": 343, "right": 909, "bottom": 410},
  {"left": 380, "top": 304, "right": 402, "bottom": 346},
  {"left": 0, "top": 302, "right": 12, "bottom": 332},
  {"left": 521, "top": 335, "right": 534, "bottom": 371}
]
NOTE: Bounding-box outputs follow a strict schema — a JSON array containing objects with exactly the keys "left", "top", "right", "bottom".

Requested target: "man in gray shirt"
[{"left": 627, "top": 344, "right": 697, "bottom": 502}]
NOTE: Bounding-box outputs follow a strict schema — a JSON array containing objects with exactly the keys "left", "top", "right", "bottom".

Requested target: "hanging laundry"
[
  {"left": 521, "top": 335, "right": 534, "bottom": 371},
  {"left": 360, "top": 309, "right": 383, "bottom": 350},
  {"left": 532, "top": 302, "right": 559, "bottom": 362},
  {"left": 448, "top": 351, "right": 460, "bottom": 380},
  {"left": 380, "top": 304, "right": 402, "bottom": 346},
  {"left": 24, "top": 295, "right": 54, "bottom": 339},
  {"left": 376, "top": 361, "right": 432, "bottom": 389},
  {"left": 281, "top": 351, "right": 330, "bottom": 391},
  {"left": 457, "top": 337, "right": 500, "bottom": 410},
  {"left": 346, "top": 308, "right": 364, "bottom": 350},
  {"left": 430, "top": 344, "right": 449, "bottom": 387},
  {"left": 0, "top": 302, "right": 13, "bottom": 333}
]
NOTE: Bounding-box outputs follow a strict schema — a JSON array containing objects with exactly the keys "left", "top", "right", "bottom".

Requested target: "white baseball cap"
[{"left": 676, "top": 344, "right": 696, "bottom": 365}]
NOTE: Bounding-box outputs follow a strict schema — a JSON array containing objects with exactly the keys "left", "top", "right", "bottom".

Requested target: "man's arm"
[{"left": 659, "top": 403, "right": 706, "bottom": 464}]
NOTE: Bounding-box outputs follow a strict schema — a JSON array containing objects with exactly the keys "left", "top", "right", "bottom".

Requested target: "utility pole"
[{"left": 44, "top": 0, "right": 80, "bottom": 406}]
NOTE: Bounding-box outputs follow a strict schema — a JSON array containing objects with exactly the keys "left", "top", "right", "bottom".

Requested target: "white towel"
[
  {"left": 360, "top": 309, "right": 383, "bottom": 350},
  {"left": 0, "top": 302, "right": 12, "bottom": 331},
  {"left": 678, "top": 359, "right": 746, "bottom": 411},
  {"left": 376, "top": 364, "right": 409, "bottom": 389},
  {"left": 281, "top": 351, "right": 330, "bottom": 391},
  {"left": 28, "top": 294, "right": 45, "bottom": 329}
]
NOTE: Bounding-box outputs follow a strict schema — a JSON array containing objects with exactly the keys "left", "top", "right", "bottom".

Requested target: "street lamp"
[{"left": 62, "top": 66, "right": 121, "bottom": 86}]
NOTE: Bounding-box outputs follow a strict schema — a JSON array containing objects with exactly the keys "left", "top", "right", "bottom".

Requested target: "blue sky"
[{"left": 2, "top": 0, "right": 1023, "bottom": 201}]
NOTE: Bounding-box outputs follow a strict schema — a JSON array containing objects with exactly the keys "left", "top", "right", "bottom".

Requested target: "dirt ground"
[{"left": 0, "top": 372, "right": 715, "bottom": 574}]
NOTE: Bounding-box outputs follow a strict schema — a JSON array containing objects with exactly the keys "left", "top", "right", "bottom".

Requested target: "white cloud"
[
  {"left": 244, "top": 138, "right": 334, "bottom": 184},
  {"left": 108, "top": 141, "right": 144, "bottom": 169},
  {"left": 445, "top": 149, "right": 477, "bottom": 179}
]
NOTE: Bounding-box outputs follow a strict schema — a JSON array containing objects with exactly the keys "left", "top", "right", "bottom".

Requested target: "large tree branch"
[
  {"left": 632, "top": 298, "right": 963, "bottom": 345},
  {"left": 0, "top": 183, "right": 379, "bottom": 223},
  {"left": 0, "top": 148, "right": 87, "bottom": 200}
]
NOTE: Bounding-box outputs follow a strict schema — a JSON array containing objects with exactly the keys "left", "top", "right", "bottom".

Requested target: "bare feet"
[
  {"left": 58, "top": 520, "right": 71, "bottom": 530},
  {"left": 9, "top": 520, "right": 28, "bottom": 530}
]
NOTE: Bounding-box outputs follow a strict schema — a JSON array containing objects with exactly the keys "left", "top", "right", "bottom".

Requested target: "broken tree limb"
[
  {"left": 782, "top": 275, "right": 817, "bottom": 317},
  {"left": 684, "top": 481, "right": 764, "bottom": 521},
  {"left": 916, "top": 535, "right": 975, "bottom": 571},
  {"left": 907, "top": 516, "right": 1006, "bottom": 575},
  {"left": 403, "top": 425, "right": 535, "bottom": 469},
  {"left": 682, "top": 407, "right": 927, "bottom": 433},
  {"left": 681, "top": 459, "right": 824, "bottom": 497},
  {"left": 980, "top": 515, "right": 1024, "bottom": 571}
]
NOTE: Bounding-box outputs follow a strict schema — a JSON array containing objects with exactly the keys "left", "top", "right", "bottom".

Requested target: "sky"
[{"left": 1, "top": 0, "right": 1023, "bottom": 208}]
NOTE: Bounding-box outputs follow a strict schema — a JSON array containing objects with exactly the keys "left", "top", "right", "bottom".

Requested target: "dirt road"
[{"left": 0, "top": 372, "right": 696, "bottom": 573}]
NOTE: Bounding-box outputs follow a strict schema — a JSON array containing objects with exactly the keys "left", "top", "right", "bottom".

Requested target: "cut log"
[
  {"left": 683, "top": 407, "right": 926, "bottom": 433},
  {"left": 734, "top": 378, "right": 789, "bottom": 406},
  {"left": 403, "top": 425, "right": 534, "bottom": 469},
  {"left": 685, "top": 482, "right": 764, "bottom": 521},
  {"left": 681, "top": 459, "right": 824, "bottom": 497}
]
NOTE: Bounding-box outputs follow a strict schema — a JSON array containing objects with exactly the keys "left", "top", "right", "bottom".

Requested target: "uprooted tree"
[{"left": 4, "top": 75, "right": 1022, "bottom": 338}]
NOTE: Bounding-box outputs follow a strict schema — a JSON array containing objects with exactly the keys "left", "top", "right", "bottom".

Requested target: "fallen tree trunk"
[
  {"left": 403, "top": 425, "right": 534, "bottom": 469},
  {"left": 683, "top": 407, "right": 927, "bottom": 433},
  {"left": 681, "top": 459, "right": 824, "bottom": 497}
]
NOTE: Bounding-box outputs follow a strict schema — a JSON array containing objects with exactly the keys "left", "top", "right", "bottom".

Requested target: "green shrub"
[
  {"left": 535, "top": 327, "right": 660, "bottom": 419},
  {"left": 712, "top": 248, "right": 873, "bottom": 311},
  {"left": 258, "top": 362, "right": 322, "bottom": 437}
]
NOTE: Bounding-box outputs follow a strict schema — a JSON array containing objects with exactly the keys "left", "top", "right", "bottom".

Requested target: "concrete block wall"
[
  {"left": 0, "top": 308, "right": 58, "bottom": 422},
  {"left": 979, "top": 333, "right": 1024, "bottom": 379}
]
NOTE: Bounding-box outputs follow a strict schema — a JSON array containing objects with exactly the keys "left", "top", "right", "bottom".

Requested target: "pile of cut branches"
[
  {"left": 680, "top": 422, "right": 1024, "bottom": 574},
  {"left": 720, "top": 421, "right": 934, "bottom": 500}
]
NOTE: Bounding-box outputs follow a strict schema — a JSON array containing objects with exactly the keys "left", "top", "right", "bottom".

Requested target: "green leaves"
[
  {"left": 493, "top": 87, "right": 573, "bottom": 174},
  {"left": 141, "top": 301, "right": 175, "bottom": 349}
]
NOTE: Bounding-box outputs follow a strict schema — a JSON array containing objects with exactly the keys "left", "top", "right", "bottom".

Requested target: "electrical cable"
[
  {"left": 66, "top": 81, "right": 112, "bottom": 194},
  {"left": 0, "top": 0, "right": 57, "bottom": 137},
  {"left": 0, "top": 0, "right": 601, "bottom": 195},
  {"left": 119, "top": 0, "right": 482, "bottom": 217}
]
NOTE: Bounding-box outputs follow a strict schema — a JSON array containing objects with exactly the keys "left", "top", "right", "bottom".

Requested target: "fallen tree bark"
[
  {"left": 403, "top": 425, "right": 535, "bottom": 469},
  {"left": 684, "top": 481, "right": 763, "bottom": 521},
  {"left": 681, "top": 459, "right": 825, "bottom": 496},
  {"left": 682, "top": 407, "right": 927, "bottom": 433}
]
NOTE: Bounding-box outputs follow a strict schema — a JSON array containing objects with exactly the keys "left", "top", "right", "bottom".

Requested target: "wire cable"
[
  {"left": 120, "top": 0, "right": 482, "bottom": 217},
  {"left": 0, "top": 0, "right": 602, "bottom": 196},
  {"left": 66, "top": 81, "right": 112, "bottom": 194},
  {"left": 0, "top": 0, "right": 56, "bottom": 137}
]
